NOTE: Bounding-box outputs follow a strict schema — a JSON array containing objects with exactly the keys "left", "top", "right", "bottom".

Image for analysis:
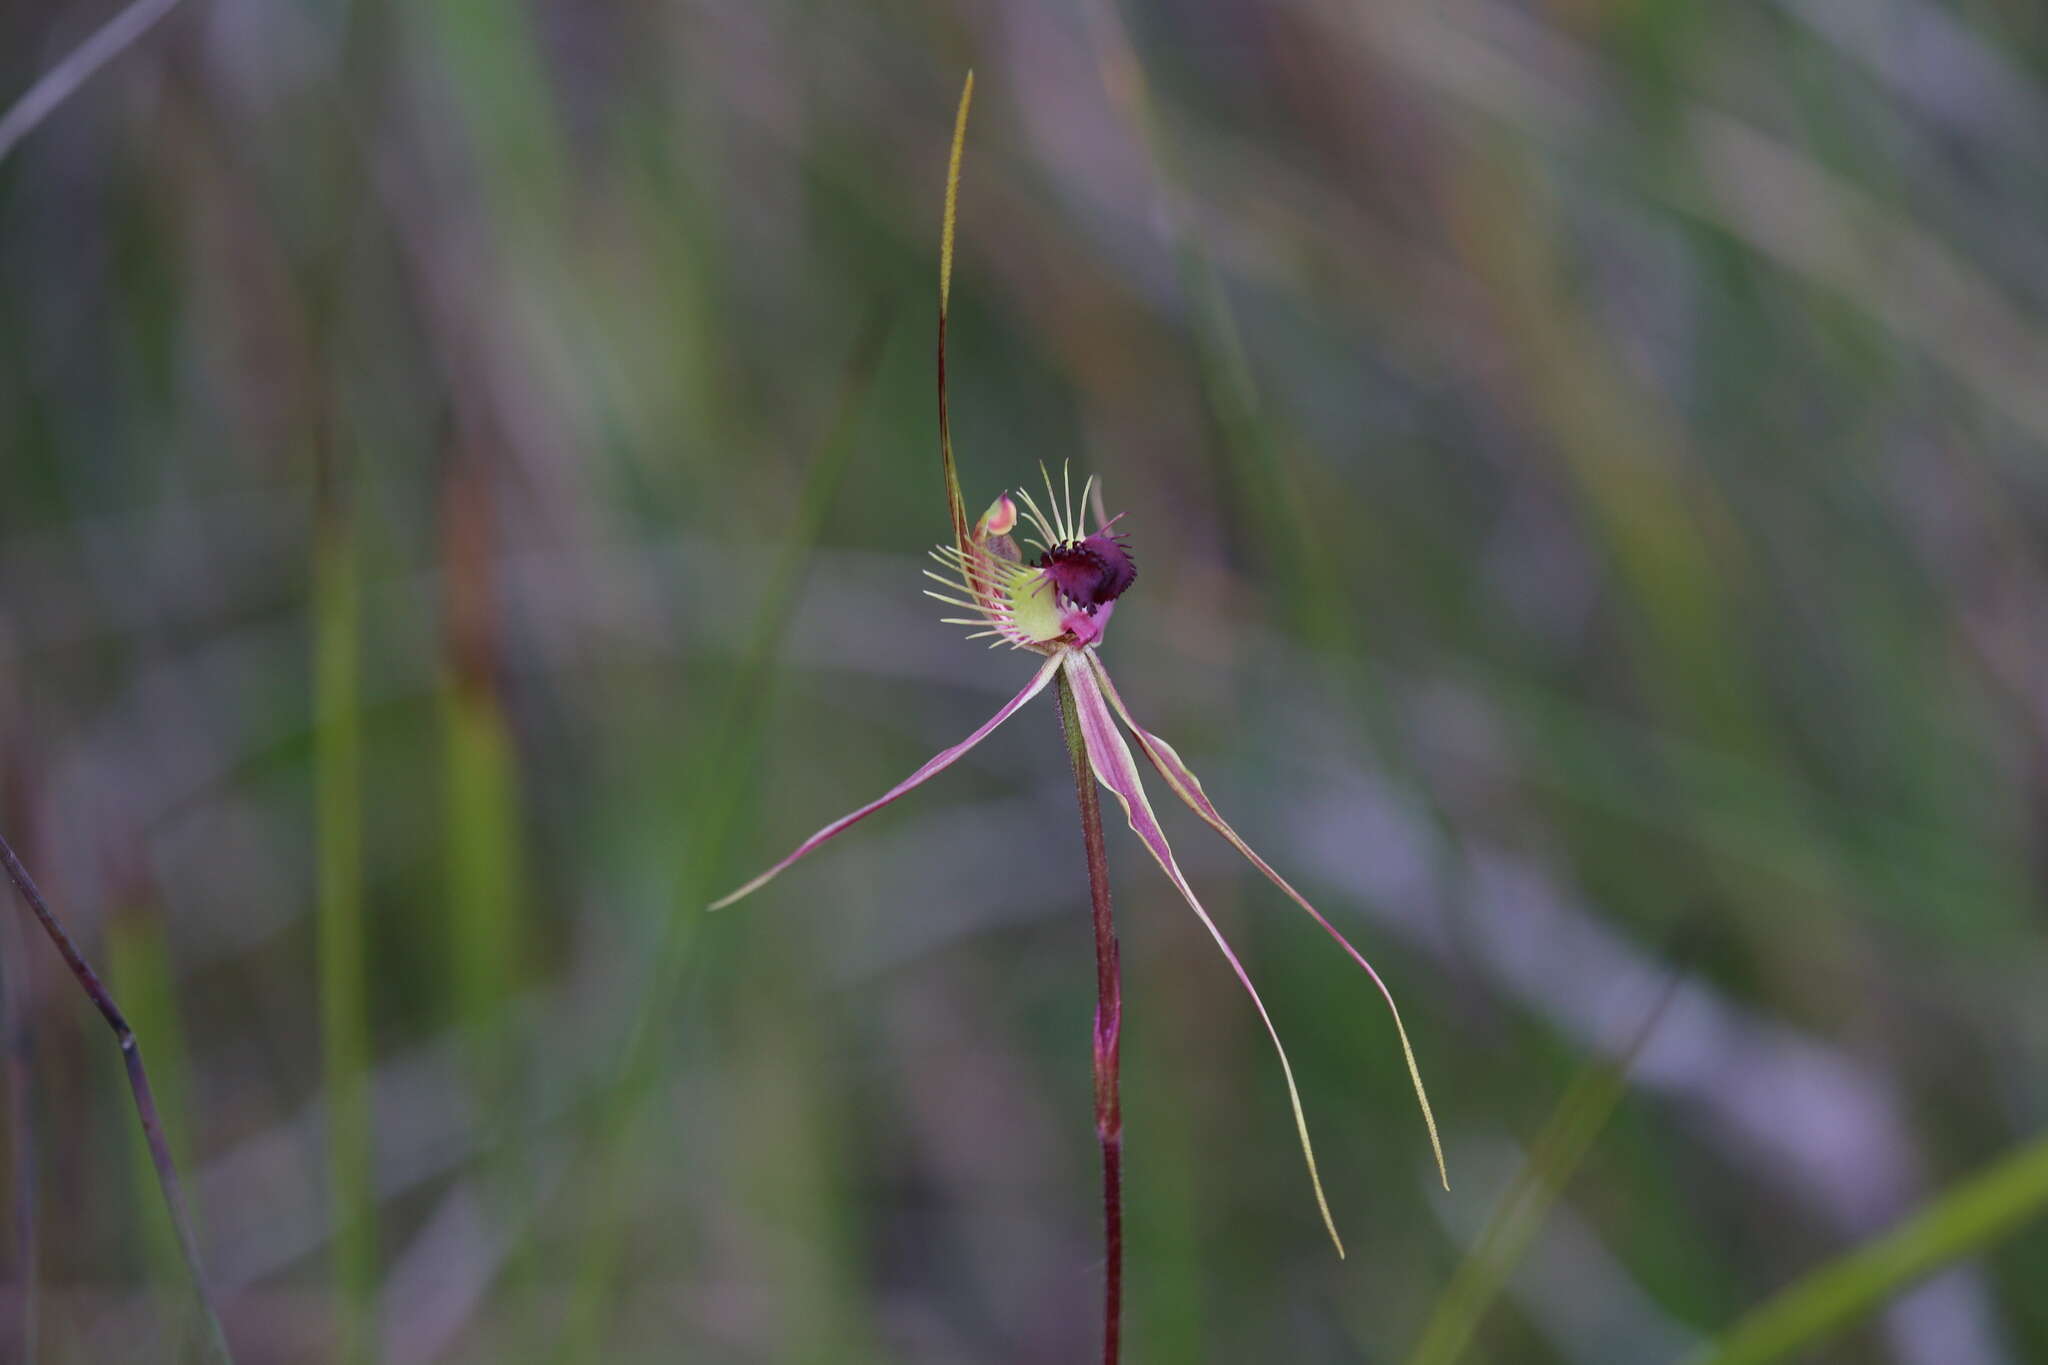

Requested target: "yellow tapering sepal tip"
[{"left": 940, "top": 71, "right": 974, "bottom": 316}]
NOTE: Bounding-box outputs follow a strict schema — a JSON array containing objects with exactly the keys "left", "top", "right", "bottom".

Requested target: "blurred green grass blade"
[
  {"left": 1445, "top": 145, "right": 1763, "bottom": 755},
  {"left": 315, "top": 503, "right": 377, "bottom": 1365},
  {"left": 1125, "top": 976, "right": 1210, "bottom": 1364},
  {"left": 444, "top": 681, "right": 521, "bottom": 1098},
  {"left": 1405, "top": 984, "right": 1673, "bottom": 1365},
  {"left": 557, "top": 312, "right": 891, "bottom": 1359},
  {"left": 441, "top": 672, "right": 543, "bottom": 1353},
  {"left": 413, "top": 0, "right": 566, "bottom": 223},
  {"left": 726, "top": 939, "right": 885, "bottom": 1365},
  {"left": 1689, "top": 1131, "right": 2048, "bottom": 1365},
  {"left": 107, "top": 908, "right": 201, "bottom": 1329},
  {"left": 1087, "top": 3, "right": 1425, "bottom": 758}
]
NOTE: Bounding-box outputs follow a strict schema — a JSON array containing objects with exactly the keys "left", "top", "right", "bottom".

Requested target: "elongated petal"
[
  {"left": 1087, "top": 653, "right": 1448, "bottom": 1189},
  {"left": 1061, "top": 653, "right": 1348, "bottom": 1257},
  {"left": 710, "top": 653, "right": 1059, "bottom": 910}
]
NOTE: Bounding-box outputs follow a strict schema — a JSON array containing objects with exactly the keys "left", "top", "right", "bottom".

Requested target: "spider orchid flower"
[{"left": 711, "top": 75, "right": 1443, "bottom": 1257}]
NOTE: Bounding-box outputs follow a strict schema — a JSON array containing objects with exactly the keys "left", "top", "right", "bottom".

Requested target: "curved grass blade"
[{"left": 1687, "top": 1129, "right": 2048, "bottom": 1365}]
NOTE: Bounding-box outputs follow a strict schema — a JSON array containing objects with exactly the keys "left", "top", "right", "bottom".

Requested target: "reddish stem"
[{"left": 1055, "top": 668, "right": 1122, "bottom": 1365}]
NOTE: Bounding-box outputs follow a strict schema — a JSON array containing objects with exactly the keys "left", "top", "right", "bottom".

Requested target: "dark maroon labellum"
[{"left": 1038, "top": 533, "right": 1137, "bottom": 613}]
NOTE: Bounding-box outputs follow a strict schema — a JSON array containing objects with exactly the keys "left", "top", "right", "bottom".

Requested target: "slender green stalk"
[
  {"left": 109, "top": 907, "right": 205, "bottom": 1337},
  {"left": 443, "top": 674, "right": 521, "bottom": 1103},
  {"left": 1405, "top": 981, "right": 1675, "bottom": 1365},
  {"left": 555, "top": 315, "right": 888, "bottom": 1358},
  {"left": 438, "top": 490, "right": 533, "bottom": 1346},
  {"left": 1690, "top": 1130, "right": 2048, "bottom": 1365},
  {"left": 0, "top": 834, "right": 232, "bottom": 1362},
  {"left": 315, "top": 502, "right": 376, "bottom": 1364},
  {"left": 1055, "top": 668, "right": 1123, "bottom": 1365}
]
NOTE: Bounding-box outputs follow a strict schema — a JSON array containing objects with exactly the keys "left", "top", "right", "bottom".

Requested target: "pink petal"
[
  {"left": 1061, "top": 653, "right": 1349, "bottom": 1257},
  {"left": 710, "top": 653, "right": 1060, "bottom": 910},
  {"left": 1086, "top": 652, "right": 1447, "bottom": 1190}
]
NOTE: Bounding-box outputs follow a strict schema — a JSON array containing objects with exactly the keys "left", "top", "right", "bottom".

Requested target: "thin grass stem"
[
  {"left": 0, "top": 0, "right": 186, "bottom": 163},
  {"left": 0, "top": 833, "right": 232, "bottom": 1362},
  {"left": 315, "top": 498, "right": 376, "bottom": 1364},
  {"left": 1405, "top": 976, "right": 1676, "bottom": 1365}
]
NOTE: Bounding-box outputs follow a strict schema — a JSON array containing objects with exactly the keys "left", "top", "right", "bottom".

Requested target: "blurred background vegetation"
[{"left": 4, "top": 0, "right": 2048, "bottom": 1360}]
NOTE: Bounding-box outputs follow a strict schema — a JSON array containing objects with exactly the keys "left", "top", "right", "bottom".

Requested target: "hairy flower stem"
[
  {"left": 1055, "top": 668, "right": 1123, "bottom": 1365},
  {"left": 0, "top": 833, "right": 233, "bottom": 1364}
]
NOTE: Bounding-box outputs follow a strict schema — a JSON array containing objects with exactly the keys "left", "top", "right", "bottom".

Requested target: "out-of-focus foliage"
[{"left": 3, "top": 0, "right": 2048, "bottom": 1361}]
